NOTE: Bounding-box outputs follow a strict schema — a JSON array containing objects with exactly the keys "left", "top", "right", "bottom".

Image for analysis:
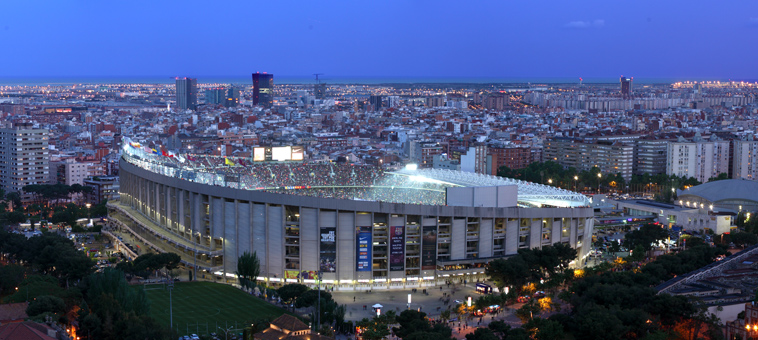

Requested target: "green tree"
[
  {"left": 0, "top": 264, "right": 26, "bottom": 295},
  {"left": 623, "top": 223, "right": 669, "bottom": 254},
  {"left": 26, "top": 295, "right": 66, "bottom": 317},
  {"left": 523, "top": 317, "right": 566, "bottom": 340},
  {"left": 465, "top": 328, "right": 499, "bottom": 340},
  {"left": 707, "top": 173, "right": 730, "bottom": 182},
  {"left": 730, "top": 232, "right": 758, "bottom": 248},
  {"left": 486, "top": 256, "right": 530, "bottom": 294},
  {"left": 236, "top": 251, "right": 260, "bottom": 290},
  {"left": 277, "top": 284, "right": 309, "bottom": 306}
]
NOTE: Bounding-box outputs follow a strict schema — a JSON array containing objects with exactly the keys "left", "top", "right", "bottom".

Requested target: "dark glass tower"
[
  {"left": 252, "top": 72, "right": 274, "bottom": 108},
  {"left": 176, "top": 77, "right": 197, "bottom": 110},
  {"left": 620, "top": 76, "right": 632, "bottom": 98}
]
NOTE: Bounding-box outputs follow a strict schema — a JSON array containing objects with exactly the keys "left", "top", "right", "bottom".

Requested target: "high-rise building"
[
  {"left": 732, "top": 135, "right": 758, "bottom": 180},
  {"left": 410, "top": 141, "right": 444, "bottom": 168},
  {"left": 204, "top": 87, "right": 226, "bottom": 105},
  {"left": 543, "top": 138, "right": 634, "bottom": 181},
  {"left": 488, "top": 146, "right": 533, "bottom": 174},
  {"left": 0, "top": 123, "right": 49, "bottom": 203},
  {"left": 176, "top": 77, "right": 198, "bottom": 110},
  {"left": 51, "top": 158, "right": 88, "bottom": 186},
  {"left": 369, "top": 95, "right": 383, "bottom": 111},
  {"left": 620, "top": 76, "right": 633, "bottom": 98},
  {"left": 225, "top": 87, "right": 240, "bottom": 107},
  {"left": 314, "top": 83, "right": 327, "bottom": 100},
  {"left": 252, "top": 72, "right": 274, "bottom": 108},
  {"left": 634, "top": 139, "right": 670, "bottom": 175},
  {"left": 666, "top": 134, "right": 730, "bottom": 183}
]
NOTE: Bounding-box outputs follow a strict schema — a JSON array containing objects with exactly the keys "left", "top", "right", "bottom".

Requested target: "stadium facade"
[{"left": 111, "top": 139, "right": 594, "bottom": 289}]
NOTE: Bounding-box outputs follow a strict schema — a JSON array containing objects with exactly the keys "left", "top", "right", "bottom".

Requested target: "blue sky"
[{"left": 0, "top": 1, "right": 756, "bottom": 80}]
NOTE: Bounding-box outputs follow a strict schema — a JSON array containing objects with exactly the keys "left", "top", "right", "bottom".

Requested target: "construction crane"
[{"left": 313, "top": 73, "right": 324, "bottom": 84}]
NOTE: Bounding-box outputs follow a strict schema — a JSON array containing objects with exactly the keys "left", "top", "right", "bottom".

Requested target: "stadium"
[{"left": 110, "top": 138, "right": 594, "bottom": 290}]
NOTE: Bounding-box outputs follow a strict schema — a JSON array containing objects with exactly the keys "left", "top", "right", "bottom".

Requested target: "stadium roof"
[
  {"left": 392, "top": 168, "right": 590, "bottom": 207},
  {"left": 678, "top": 179, "right": 758, "bottom": 204}
]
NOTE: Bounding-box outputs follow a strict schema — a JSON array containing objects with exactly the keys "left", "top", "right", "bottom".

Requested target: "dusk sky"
[{"left": 1, "top": 1, "right": 757, "bottom": 80}]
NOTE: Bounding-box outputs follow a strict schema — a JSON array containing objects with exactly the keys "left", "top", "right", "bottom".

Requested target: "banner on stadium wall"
[
  {"left": 285, "top": 270, "right": 299, "bottom": 279},
  {"left": 356, "top": 226, "right": 372, "bottom": 272},
  {"left": 389, "top": 226, "right": 405, "bottom": 271},
  {"left": 422, "top": 225, "right": 437, "bottom": 270},
  {"left": 320, "top": 227, "right": 337, "bottom": 272},
  {"left": 300, "top": 270, "right": 318, "bottom": 280}
]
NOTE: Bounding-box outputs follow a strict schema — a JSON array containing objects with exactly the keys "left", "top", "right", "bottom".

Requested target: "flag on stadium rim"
[
  {"left": 238, "top": 158, "right": 247, "bottom": 167},
  {"left": 225, "top": 157, "right": 235, "bottom": 166},
  {"left": 187, "top": 155, "right": 196, "bottom": 162}
]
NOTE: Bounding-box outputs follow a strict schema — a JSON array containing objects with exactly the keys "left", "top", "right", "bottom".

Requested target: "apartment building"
[
  {"left": 0, "top": 123, "right": 49, "bottom": 202},
  {"left": 666, "top": 134, "right": 729, "bottom": 183}
]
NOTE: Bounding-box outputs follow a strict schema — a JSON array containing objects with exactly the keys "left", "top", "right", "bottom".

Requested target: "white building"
[
  {"left": 0, "top": 123, "right": 49, "bottom": 202},
  {"left": 666, "top": 134, "right": 729, "bottom": 183},
  {"left": 51, "top": 158, "right": 88, "bottom": 186},
  {"left": 732, "top": 135, "right": 758, "bottom": 180}
]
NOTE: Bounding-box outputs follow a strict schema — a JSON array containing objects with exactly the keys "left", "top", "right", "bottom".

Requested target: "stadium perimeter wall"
[{"left": 116, "top": 158, "right": 594, "bottom": 289}]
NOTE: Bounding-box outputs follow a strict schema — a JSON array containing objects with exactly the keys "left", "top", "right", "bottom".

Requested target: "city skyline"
[{"left": 0, "top": 1, "right": 757, "bottom": 80}]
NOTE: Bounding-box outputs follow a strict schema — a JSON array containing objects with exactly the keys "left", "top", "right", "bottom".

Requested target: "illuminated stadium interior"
[{"left": 122, "top": 138, "right": 589, "bottom": 208}]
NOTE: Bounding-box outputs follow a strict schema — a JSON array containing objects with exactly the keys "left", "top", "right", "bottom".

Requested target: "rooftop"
[{"left": 678, "top": 179, "right": 758, "bottom": 204}]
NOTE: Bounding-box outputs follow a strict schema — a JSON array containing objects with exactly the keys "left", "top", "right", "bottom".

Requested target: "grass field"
[{"left": 141, "top": 281, "right": 287, "bottom": 336}]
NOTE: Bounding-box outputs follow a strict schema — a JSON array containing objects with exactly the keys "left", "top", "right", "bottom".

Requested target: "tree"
[
  {"left": 357, "top": 315, "right": 392, "bottom": 340},
  {"left": 523, "top": 317, "right": 566, "bottom": 340},
  {"left": 730, "top": 232, "right": 758, "bottom": 248},
  {"left": 707, "top": 173, "right": 729, "bottom": 182},
  {"left": 623, "top": 223, "right": 669, "bottom": 254},
  {"left": 26, "top": 295, "right": 66, "bottom": 317},
  {"left": 277, "top": 284, "right": 309, "bottom": 306},
  {"left": 465, "top": 328, "right": 499, "bottom": 340},
  {"left": 486, "top": 256, "right": 529, "bottom": 294},
  {"left": 0, "top": 264, "right": 26, "bottom": 295},
  {"left": 296, "top": 289, "right": 332, "bottom": 308},
  {"left": 236, "top": 251, "right": 260, "bottom": 290}
]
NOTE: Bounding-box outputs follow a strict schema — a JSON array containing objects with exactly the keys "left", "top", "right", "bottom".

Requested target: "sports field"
[{"left": 142, "top": 281, "right": 287, "bottom": 336}]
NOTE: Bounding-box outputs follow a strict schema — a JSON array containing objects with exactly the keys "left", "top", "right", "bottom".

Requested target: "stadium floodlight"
[{"left": 405, "top": 164, "right": 418, "bottom": 171}]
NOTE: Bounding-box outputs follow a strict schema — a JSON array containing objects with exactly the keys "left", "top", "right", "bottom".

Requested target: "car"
[{"left": 191, "top": 335, "right": 200, "bottom": 340}]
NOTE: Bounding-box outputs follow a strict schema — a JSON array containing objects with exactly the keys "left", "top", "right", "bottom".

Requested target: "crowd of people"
[
  {"left": 123, "top": 149, "right": 452, "bottom": 205},
  {"left": 154, "top": 154, "right": 451, "bottom": 205}
]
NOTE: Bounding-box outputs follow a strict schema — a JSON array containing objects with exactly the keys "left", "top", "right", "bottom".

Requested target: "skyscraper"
[
  {"left": 225, "top": 87, "right": 240, "bottom": 107},
  {"left": 314, "top": 83, "right": 327, "bottom": 99},
  {"left": 204, "top": 87, "right": 226, "bottom": 105},
  {"left": 620, "top": 76, "right": 632, "bottom": 98},
  {"left": 0, "top": 123, "right": 49, "bottom": 203},
  {"left": 369, "top": 95, "right": 383, "bottom": 111},
  {"left": 252, "top": 72, "right": 274, "bottom": 108},
  {"left": 176, "top": 77, "right": 198, "bottom": 110}
]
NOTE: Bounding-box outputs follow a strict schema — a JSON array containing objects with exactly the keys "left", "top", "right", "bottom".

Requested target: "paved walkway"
[{"left": 332, "top": 284, "right": 478, "bottom": 321}]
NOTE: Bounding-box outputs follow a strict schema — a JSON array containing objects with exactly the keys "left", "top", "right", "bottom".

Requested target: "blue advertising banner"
[{"left": 356, "top": 226, "right": 372, "bottom": 272}]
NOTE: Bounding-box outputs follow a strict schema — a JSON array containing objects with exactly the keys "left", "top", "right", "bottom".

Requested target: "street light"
[
  {"left": 574, "top": 176, "right": 578, "bottom": 191},
  {"left": 597, "top": 173, "right": 602, "bottom": 193},
  {"left": 548, "top": 179, "right": 552, "bottom": 185},
  {"left": 85, "top": 203, "right": 92, "bottom": 226}
]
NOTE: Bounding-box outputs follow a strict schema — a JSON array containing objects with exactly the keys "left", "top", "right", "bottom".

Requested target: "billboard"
[
  {"left": 389, "top": 226, "right": 404, "bottom": 271},
  {"left": 292, "top": 146, "right": 304, "bottom": 161},
  {"left": 271, "top": 146, "right": 291, "bottom": 161},
  {"left": 252, "top": 146, "right": 305, "bottom": 162},
  {"left": 422, "top": 225, "right": 437, "bottom": 270},
  {"left": 320, "top": 227, "right": 337, "bottom": 272},
  {"left": 356, "top": 226, "right": 372, "bottom": 272},
  {"left": 253, "top": 147, "right": 266, "bottom": 161}
]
